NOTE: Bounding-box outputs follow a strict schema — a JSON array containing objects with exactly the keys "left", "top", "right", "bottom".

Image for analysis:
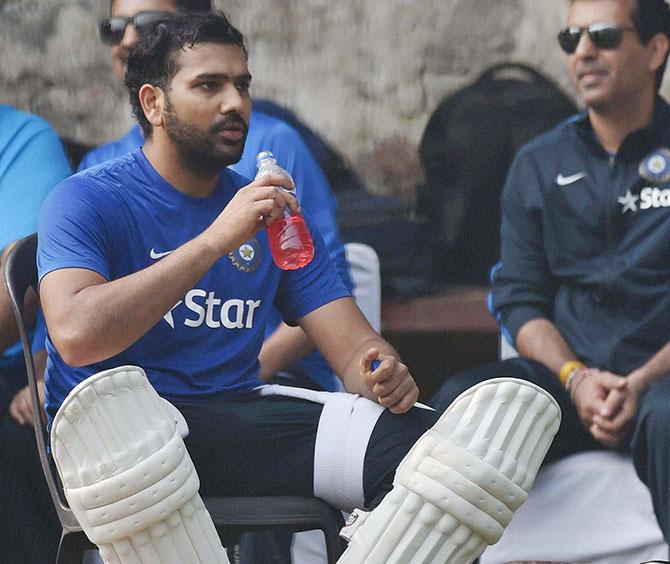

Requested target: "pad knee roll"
[
  {"left": 338, "top": 378, "right": 561, "bottom": 564},
  {"left": 51, "top": 365, "right": 229, "bottom": 564}
]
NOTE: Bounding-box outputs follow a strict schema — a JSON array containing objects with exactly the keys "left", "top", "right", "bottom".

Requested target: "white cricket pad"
[
  {"left": 337, "top": 377, "right": 561, "bottom": 564},
  {"left": 51, "top": 365, "right": 229, "bottom": 564}
]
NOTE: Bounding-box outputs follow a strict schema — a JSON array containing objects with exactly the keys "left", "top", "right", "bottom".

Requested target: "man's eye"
[
  {"left": 198, "top": 82, "right": 216, "bottom": 91},
  {"left": 237, "top": 82, "right": 250, "bottom": 93}
]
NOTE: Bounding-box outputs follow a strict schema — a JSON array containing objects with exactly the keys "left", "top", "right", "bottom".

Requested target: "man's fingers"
[
  {"left": 387, "top": 388, "right": 419, "bottom": 414},
  {"left": 590, "top": 423, "right": 625, "bottom": 448},
  {"left": 372, "top": 362, "right": 409, "bottom": 394},
  {"left": 592, "top": 413, "right": 623, "bottom": 433},
  {"left": 382, "top": 383, "right": 419, "bottom": 414},
  {"left": 600, "top": 388, "right": 626, "bottom": 418},
  {"left": 251, "top": 183, "right": 299, "bottom": 211},
  {"left": 9, "top": 388, "right": 31, "bottom": 426},
  {"left": 9, "top": 401, "right": 25, "bottom": 425},
  {"left": 360, "top": 348, "right": 379, "bottom": 369},
  {"left": 597, "top": 371, "right": 627, "bottom": 390},
  {"left": 251, "top": 173, "right": 294, "bottom": 191},
  {"left": 376, "top": 372, "right": 413, "bottom": 407}
]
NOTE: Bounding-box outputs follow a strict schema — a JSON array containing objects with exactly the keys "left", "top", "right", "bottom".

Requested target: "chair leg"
[
  {"left": 56, "top": 531, "right": 91, "bottom": 564},
  {"left": 323, "top": 512, "right": 346, "bottom": 563},
  {"left": 226, "top": 544, "right": 241, "bottom": 564}
]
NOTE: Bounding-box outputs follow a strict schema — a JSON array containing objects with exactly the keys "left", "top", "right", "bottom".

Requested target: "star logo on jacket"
[
  {"left": 618, "top": 189, "right": 639, "bottom": 213},
  {"left": 639, "top": 148, "right": 670, "bottom": 183},
  {"left": 228, "top": 238, "right": 262, "bottom": 273}
]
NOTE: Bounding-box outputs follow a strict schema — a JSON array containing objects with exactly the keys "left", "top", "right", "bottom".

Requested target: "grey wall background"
[{"left": 2, "top": 0, "right": 667, "bottom": 198}]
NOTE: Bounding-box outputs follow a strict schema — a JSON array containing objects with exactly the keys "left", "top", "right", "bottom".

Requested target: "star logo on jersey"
[
  {"left": 639, "top": 148, "right": 670, "bottom": 183},
  {"left": 240, "top": 244, "right": 255, "bottom": 260},
  {"left": 618, "top": 189, "right": 639, "bottom": 213},
  {"left": 228, "top": 238, "right": 262, "bottom": 273}
]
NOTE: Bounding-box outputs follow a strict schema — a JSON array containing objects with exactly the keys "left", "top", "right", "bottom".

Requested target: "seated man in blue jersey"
[
  {"left": 82, "top": 0, "right": 352, "bottom": 398},
  {"left": 38, "top": 12, "right": 560, "bottom": 563},
  {"left": 0, "top": 104, "right": 71, "bottom": 562},
  {"left": 85, "top": 3, "right": 354, "bottom": 561}
]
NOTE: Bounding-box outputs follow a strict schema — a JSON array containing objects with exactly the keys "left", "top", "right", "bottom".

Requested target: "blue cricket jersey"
[
  {"left": 38, "top": 149, "right": 350, "bottom": 421},
  {"left": 78, "top": 110, "right": 353, "bottom": 391}
]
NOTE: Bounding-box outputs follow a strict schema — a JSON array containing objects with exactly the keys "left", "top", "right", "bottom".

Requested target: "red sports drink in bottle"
[{"left": 255, "top": 151, "right": 314, "bottom": 270}]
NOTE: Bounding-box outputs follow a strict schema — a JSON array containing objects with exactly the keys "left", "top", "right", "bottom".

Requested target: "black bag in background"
[
  {"left": 335, "top": 191, "right": 430, "bottom": 299},
  {"left": 417, "top": 62, "right": 578, "bottom": 287}
]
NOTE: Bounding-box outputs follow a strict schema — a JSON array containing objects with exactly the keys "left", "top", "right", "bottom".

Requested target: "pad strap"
[{"left": 257, "top": 384, "right": 385, "bottom": 511}]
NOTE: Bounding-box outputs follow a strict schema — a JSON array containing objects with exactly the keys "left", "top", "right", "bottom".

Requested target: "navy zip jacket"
[{"left": 490, "top": 97, "right": 670, "bottom": 376}]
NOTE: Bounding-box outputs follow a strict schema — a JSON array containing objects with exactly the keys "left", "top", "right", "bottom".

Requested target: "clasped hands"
[{"left": 571, "top": 367, "right": 645, "bottom": 448}]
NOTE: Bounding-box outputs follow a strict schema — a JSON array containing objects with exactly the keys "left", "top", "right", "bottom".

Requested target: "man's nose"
[
  {"left": 219, "top": 85, "right": 246, "bottom": 114},
  {"left": 574, "top": 30, "right": 598, "bottom": 58}
]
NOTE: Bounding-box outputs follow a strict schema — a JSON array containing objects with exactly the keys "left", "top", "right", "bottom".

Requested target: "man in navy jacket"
[{"left": 432, "top": 0, "right": 670, "bottom": 543}]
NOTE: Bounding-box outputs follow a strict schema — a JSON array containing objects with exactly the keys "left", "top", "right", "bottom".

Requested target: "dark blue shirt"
[{"left": 491, "top": 98, "right": 670, "bottom": 375}]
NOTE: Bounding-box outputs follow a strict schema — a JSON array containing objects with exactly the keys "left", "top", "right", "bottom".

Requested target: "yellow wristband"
[{"left": 559, "top": 360, "right": 585, "bottom": 386}]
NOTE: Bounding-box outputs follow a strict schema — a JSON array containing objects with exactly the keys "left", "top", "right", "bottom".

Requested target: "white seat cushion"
[{"left": 480, "top": 450, "right": 667, "bottom": 564}]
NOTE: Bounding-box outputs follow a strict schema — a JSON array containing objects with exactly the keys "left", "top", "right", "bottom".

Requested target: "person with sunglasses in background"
[{"left": 430, "top": 0, "right": 670, "bottom": 550}]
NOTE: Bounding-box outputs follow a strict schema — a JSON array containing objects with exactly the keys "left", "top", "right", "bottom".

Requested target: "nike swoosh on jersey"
[
  {"left": 150, "top": 248, "right": 173, "bottom": 259},
  {"left": 556, "top": 172, "right": 586, "bottom": 186}
]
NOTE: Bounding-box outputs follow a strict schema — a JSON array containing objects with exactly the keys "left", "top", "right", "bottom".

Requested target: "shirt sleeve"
[
  {"left": 274, "top": 211, "right": 351, "bottom": 325},
  {"left": 489, "top": 151, "right": 557, "bottom": 345},
  {"left": 37, "top": 177, "right": 112, "bottom": 284},
  {"left": 0, "top": 119, "right": 72, "bottom": 250}
]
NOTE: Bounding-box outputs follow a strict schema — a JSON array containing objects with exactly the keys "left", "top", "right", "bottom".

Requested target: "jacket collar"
[{"left": 574, "top": 97, "right": 670, "bottom": 159}]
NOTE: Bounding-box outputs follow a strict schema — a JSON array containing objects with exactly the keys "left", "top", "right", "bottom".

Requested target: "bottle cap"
[{"left": 256, "top": 151, "right": 275, "bottom": 166}]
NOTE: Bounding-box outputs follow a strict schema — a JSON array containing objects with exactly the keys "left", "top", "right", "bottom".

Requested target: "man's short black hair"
[
  {"left": 109, "top": 0, "right": 213, "bottom": 13},
  {"left": 124, "top": 11, "right": 247, "bottom": 137},
  {"left": 631, "top": 0, "right": 670, "bottom": 89}
]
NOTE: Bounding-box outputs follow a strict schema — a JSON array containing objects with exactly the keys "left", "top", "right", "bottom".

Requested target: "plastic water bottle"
[{"left": 255, "top": 151, "right": 314, "bottom": 270}]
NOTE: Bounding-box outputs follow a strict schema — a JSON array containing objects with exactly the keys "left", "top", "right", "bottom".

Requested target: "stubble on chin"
[{"left": 165, "top": 115, "right": 246, "bottom": 174}]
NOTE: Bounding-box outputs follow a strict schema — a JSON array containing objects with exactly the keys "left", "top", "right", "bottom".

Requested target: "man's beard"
[{"left": 163, "top": 101, "right": 247, "bottom": 176}]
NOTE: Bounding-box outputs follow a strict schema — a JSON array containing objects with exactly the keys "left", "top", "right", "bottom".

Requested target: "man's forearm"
[
  {"left": 258, "top": 323, "right": 315, "bottom": 380},
  {"left": 515, "top": 317, "right": 580, "bottom": 377},
  {"left": 299, "top": 298, "right": 390, "bottom": 399},
  {"left": 41, "top": 232, "right": 222, "bottom": 366},
  {"left": 629, "top": 342, "right": 670, "bottom": 389}
]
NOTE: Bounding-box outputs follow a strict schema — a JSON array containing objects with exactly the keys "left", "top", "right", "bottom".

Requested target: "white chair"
[
  {"left": 480, "top": 338, "right": 668, "bottom": 564},
  {"left": 345, "top": 242, "right": 381, "bottom": 332}
]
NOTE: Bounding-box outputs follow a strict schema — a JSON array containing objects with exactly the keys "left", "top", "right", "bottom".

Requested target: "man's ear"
[
  {"left": 138, "top": 84, "right": 165, "bottom": 128},
  {"left": 647, "top": 32, "right": 670, "bottom": 75}
]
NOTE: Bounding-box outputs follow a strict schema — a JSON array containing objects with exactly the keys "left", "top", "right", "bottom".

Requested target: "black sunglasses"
[
  {"left": 99, "top": 11, "right": 171, "bottom": 45},
  {"left": 558, "top": 22, "right": 636, "bottom": 54}
]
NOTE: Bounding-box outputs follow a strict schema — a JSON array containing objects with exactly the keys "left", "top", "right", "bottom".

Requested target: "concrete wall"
[{"left": 0, "top": 0, "right": 652, "bottom": 198}]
